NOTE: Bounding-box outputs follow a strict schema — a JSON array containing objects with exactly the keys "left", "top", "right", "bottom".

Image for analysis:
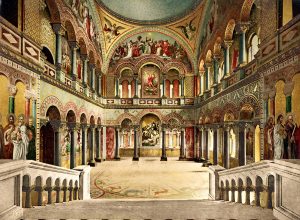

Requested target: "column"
[
  {"left": 115, "top": 77, "right": 120, "bottom": 98},
  {"left": 198, "top": 128, "right": 203, "bottom": 160},
  {"left": 95, "top": 127, "right": 101, "bottom": 162},
  {"left": 269, "top": 91, "right": 276, "bottom": 117},
  {"left": 237, "top": 185, "right": 242, "bottom": 203},
  {"left": 52, "top": 23, "right": 64, "bottom": 78},
  {"left": 32, "top": 97, "right": 37, "bottom": 126},
  {"left": 134, "top": 77, "right": 138, "bottom": 98},
  {"left": 201, "top": 128, "right": 206, "bottom": 160},
  {"left": 102, "top": 126, "right": 107, "bottom": 160},
  {"left": 284, "top": 82, "right": 294, "bottom": 113},
  {"left": 69, "top": 123, "right": 76, "bottom": 169},
  {"left": 213, "top": 57, "right": 219, "bottom": 85},
  {"left": 162, "top": 74, "right": 166, "bottom": 98},
  {"left": 262, "top": 92, "right": 269, "bottom": 120},
  {"left": 81, "top": 55, "right": 88, "bottom": 88},
  {"left": 231, "top": 186, "right": 236, "bottom": 202},
  {"left": 179, "top": 128, "right": 185, "bottom": 160},
  {"left": 223, "top": 127, "right": 230, "bottom": 169},
  {"left": 114, "top": 127, "right": 120, "bottom": 160},
  {"left": 133, "top": 126, "right": 139, "bottom": 161},
  {"left": 89, "top": 126, "right": 95, "bottom": 166},
  {"left": 161, "top": 126, "right": 167, "bottom": 161},
  {"left": 81, "top": 125, "right": 87, "bottom": 165},
  {"left": 238, "top": 123, "right": 246, "bottom": 166},
  {"left": 224, "top": 40, "right": 232, "bottom": 77},
  {"left": 245, "top": 186, "right": 251, "bottom": 205},
  {"left": 24, "top": 90, "right": 31, "bottom": 124},
  {"left": 170, "top": 82, "right": 173, "bottom": 98},
  {"left": 199, "top": 71, "right": 205, "bottom": 95},
  {"left": 213, "top": 128, "right": 218, "bottom": 165},
  {"left": 50, "top": 120, "right": 61, "bottom": 166},
  {"left": 205, "top": 129, "right": 209, "bottom": 160},
  {"left": 180, "top": 76, "right": 185, "bottom": 97},
  {"left": 90, "top": 64, "right": 96, "bottom": 92},
  {"left": 98, "top": 74, "right": 102, "bottom": 96},
  {"left": 238, "top": 23, "right": 249, "bottom": 65},
  {"left": 70, "top": 42, "right": 78, "bottom": 81},
  {"left": 8, "top": 85, "right": 17, "bottom": 114}
]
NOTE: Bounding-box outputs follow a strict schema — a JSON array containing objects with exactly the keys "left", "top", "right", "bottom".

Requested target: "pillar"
[
  {"left": 213, "top": 128, "right": 218, "bottom": 165},
  {"left": 238, "top": 124, "right": 246, "bottom": 166},
  {"left": 133, "top": 126, "right": 139, "bottom": 161},
  {"left": 284, "top": 82, "right": 294, "bottom": 113},
  {"left": 69, "top": 124, "right": 76, "bottom": 169},
  {"left": 213, "top": 58, "right": 219, "bottom": 85},
  {"left": 89, "top": 126, "right": 95, "bottom": 166},
  {"left": 204, "top": 65, "right": 209, "bottom": 91},
  {"left": 161, "top": 126, "right": 167, "bottom": 161},
  {"left": 8, "top": 85, "right": 17, "bottom": 114},
  {"left": 81, "top": 125, "right": 87, "bottom": 165},
  {"left": 81, "top": 55, "right": 88, "bottom": 88},
  {"left": 134, "top": 77, "right": 138, "bottom": 98},
  {"left": 223, "top": 127, "right": 230, "bottom": 169},
  {"left": 224, "top": 40, "right": 232, "bottom": 77},
  {"left": 245, "top": 186, "right": 251, "bottom": 205},
  {"left": 90, "top": 64, "right": 96, "bottom": 92},
  {"left": 114, "top": 127, "right": 120, "bottom": 160},
  {"left": 115, "top": 77, "right": 120, "bottom": 98},
  {"left": 98, "top": 74, "right": 102, "bottom": 96},
  {"left": 162, "top": 74, "right": 166, "bottom": 98},
  {"left": 262, "top": 92, "right": 269, "bottom": 120},
  {"left": 95, "top": 127, "right": 101, "bottom": 162},
  {"left": 102, "top": 126, "right": 107, "bottom": 160},
  {"left": 238, "top": 24, "right": 249, "bottom": 65},
  {"left": 179, "top": 128, "right": 185, "bottom": 160},
  {"left": 24, "top": 90, "right": 31, "bottom": 124},
  {"left": 180, "top": 76, "right": 185, "bottom": 97},
  {"left": 237, "top": 186, "right": 242, "bottom": 203},
  {"left": 32, "top": 98, "right": 37, "bottom": 127},
  {"left": 201, "top": 128, "right": 206, "bottom": 160},
  {"left": 205, "top": 129, "right": 209, "bottom": 160},
  {"left": 269, "top": 91, "right": 276, "bottom": 117},
  {"left": 50, "top": 120, "right": 61, "bottom": 166},
  {"left": 199, "top": 71, "right": 205, "bottom": 95},
  {"left": 231, "top": 186, "right": 236, "bottom": 202},
  {"left": 70, "top": 42, "right": 78, "bottom": 81},
  {"left": 52, "top": 23, "right": 64, "bottom": 78},
  {"left": 198, "top": 128, "right": 202, "bottom": 160}
]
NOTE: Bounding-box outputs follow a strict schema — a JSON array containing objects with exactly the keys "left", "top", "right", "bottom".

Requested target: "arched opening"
[
  {"left": 40, "top": 106, "right": 61, "bottom": 165},
  {"left": 141, "top": 114, "right": 160, "bottom": 148},
  {"left": 248, "top": 35, "right": 259, "bottom": 63},
  {"left": 66, "top": 110, "right": 76, "bottom": 169},
  {"left": 255, "top": 176, "right": 263, "bottom": 207},
  {"left": 42, "top": 47, "right": 55, "bottom": 64},
  {"left": 140, "top": 64, "right": 160, "bottom": 98},
  {"left": 267, "top": 175, "right": 275, "bottom": 208},
  {"left": 120, "top": 118, "right": 133, "bottom": 149}
]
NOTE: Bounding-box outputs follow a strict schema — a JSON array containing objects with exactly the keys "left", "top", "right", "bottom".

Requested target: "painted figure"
[
  {"left": 3, "top": 114, "right": 15, "bottom": 159},
  {"left": 12, "top": 114, "right": 29, "bottom": 160},
  {"left": 273, "top": 114, "right": 286, "bottom": 159},
  {"left": 264, "top": 116, "right": 274, "bottom": 160},
  {"left": 26, "top": 117, "right": 36, "bottom": 160},
  {"left": 284, "top": 114, "right": 297, "bottom": 159}
]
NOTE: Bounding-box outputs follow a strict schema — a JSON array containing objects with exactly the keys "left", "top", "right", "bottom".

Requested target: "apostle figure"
[
  {"left": 284, "top": 114, "right": 297, "bottom": 159},
  {"left": 12, "top": 114, "right": 29, "bottom": 160},
  {"left": 26, "top": 117, "right": 36, "bottom": 160},
  {"left": 274, "top": 114, "right": 286, "bottom": 159},
  {"left": 3, "top": 114, "right": 15, "bottom": 159},
  {"left": 264, "top": 116, "right": 274, "bottom": 160}
]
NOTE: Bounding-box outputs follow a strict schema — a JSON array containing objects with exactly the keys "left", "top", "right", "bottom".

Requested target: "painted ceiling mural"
[{"left": 96, "top": 0, "right": 203, "bottom": 25}]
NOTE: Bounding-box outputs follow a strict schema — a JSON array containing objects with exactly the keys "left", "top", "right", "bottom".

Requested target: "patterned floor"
[{"left": 90, "top": 157, "right": 209, "bottom": 199}]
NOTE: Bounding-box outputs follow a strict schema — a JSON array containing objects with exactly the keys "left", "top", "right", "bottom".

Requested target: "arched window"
[
  {"left": 218, "top": 62, "right": 224, "bottom": 83},
  {"left": 248, "top": 35, "right": 260, "bottom": 62}
]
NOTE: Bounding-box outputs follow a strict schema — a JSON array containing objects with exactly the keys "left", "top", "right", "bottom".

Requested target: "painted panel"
[
  {"left": 106, "top": 127, "right": 115, "bottom": 159},
  {"left": 185, "top": 127, "right": 194, "bottom": 159}
]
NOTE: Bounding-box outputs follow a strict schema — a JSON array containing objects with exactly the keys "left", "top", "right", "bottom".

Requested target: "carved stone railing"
[
  {"left": 208, "top": 160, "right": 300, "bottom": 220},
  {"left": 0, "top": 160, "right": 90, "bottom": 220}
]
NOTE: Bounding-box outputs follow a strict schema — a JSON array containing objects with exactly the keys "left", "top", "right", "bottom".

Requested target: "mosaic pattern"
[{"left": 91, "top": 158, "right": 209, "bottom": 199}]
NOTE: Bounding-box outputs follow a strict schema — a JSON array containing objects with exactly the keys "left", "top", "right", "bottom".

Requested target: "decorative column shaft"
[
  {"left": 213, "top": 58, "right": 219, "bottom": 85},
  {"left": 134, "top": 77, "right": 138, "bottom": 98},
  {"left": 284, "top": 82, "right": 294, "bottom": 113},
  {"left": 162, "top": 74, "right": 166, "bottom": 98},
  {"left": 223, "top": 128, "right": 230, "bottom": 169},
  {"left": 199, "top": 71, "right": 205, "bottom": 95},
  {"left": 98, "top": 74, "right": 102, "bottom": 96},
  {"left": 52, "top": 23, "right": 64, "bottom": 77},
  {"left": 8, "top": 85, "right": 17, "bottom": 114},
  {"left": 115, "top": 77, "right": 120, "bottom": 98},
  {"left": 90, "top": 65, "right": 96, "bottom": 92},
  {"left": 81, "top": 126, "right": 87, "bottom": 165},
  {"left": 179, "top": 128, "right": 185, "bottom": 160},
  {"left": 161, "top": 126, "right": 167, "bottom": 161},
  {"left": 238, "top": 124, "right": 246, "bottom": 166},
  {"left": 224, "top": 41, "right": 232, "bottom": 76},
  {"left": 50, "top": 120, "right": 61, "bottom": 166},
  {"left": 213, "top": 129, "right": 218, "bottom": 165},
  {"left": 114, "top": 127, "right": 120, "bottom": 160},
  {"left": 133, "top": 126, "right": 139, "bottom": 161},
  {"left": 89, "top": 126, "right": 95, "bottom": 165},
  {"left": 201, "top": 128, "right": 206, "bottom": 160},
  {"left": 70, "top": 42, "right": 78, "bottom": 81},
  {"left": 180, "top": 76, "right": 185, "bottom": 97},
  {"left": 32, "top": 98, "right": 37, "bottom": 126},
  {"left": 239, "top": 24, "right": 248, "bottom": 65},
  {"left": 25, "top": 92, "right": 31, "bottom": 124},
  {"left": 70, "top": 126, "right": 75, "bottom": 169},
  {"left": 198, "top": 128, "right": 202, "bottom": 159},
  {"left": 82, "top": 55, "right": 88, "bottom": 88},
  {"left": 95, "top": 127, "right": 101, "bottom": 162}
]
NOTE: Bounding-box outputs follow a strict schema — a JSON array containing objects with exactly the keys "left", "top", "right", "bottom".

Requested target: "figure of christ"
[{"left": 147, "top": 73, "right": 155, "bottom": 88}]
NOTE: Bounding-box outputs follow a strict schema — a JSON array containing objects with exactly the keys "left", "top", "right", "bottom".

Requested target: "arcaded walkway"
[{"left": 90, "top": 157, "right": 209, "bottom": 199}]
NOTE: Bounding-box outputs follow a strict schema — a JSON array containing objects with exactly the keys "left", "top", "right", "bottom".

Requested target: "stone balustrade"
[
  {"left": 208, "top": 160, "right": 300, "bottom": 220},
  {"left": 0, "top": 160, "right": 90, "bottom": 220}
]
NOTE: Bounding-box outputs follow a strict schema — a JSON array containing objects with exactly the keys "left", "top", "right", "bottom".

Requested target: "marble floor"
[{"left": 90, "top": 157, "right": 209, "bottom": 199}]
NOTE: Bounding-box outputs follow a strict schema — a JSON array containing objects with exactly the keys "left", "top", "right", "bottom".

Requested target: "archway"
[
  {"left": 40, "top": 106, "right": 60, "bottom": 165},
  {"left": 140, "top": 114, "right": 161, "bottom": 157}
]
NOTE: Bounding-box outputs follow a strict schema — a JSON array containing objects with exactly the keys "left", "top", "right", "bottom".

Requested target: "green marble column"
[
  {"left": 286, "top": 95, "right": 292, "bottom": 113},
  {"left": 9, "top": 96, "right": 15, "bottom": 114}
]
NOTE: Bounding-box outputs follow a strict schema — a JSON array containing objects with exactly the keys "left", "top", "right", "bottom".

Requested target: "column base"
[
  {"left": 114, "top": 157, "right": 121, "bottom": 161},
  {"left": 179, "top": 156, "right": 186, "bottom": 161},
  {"left": 88, "top": 161, "right": 96, "bottom": 167},
  {"left": 95, "top": 158, "right": 102, "bottom": 162},
  {"left": 132, "top": 157, "right": 139, "bottom": 161},
  {"left": 160, "top": 156, "right": 167, "bottom": 161}
]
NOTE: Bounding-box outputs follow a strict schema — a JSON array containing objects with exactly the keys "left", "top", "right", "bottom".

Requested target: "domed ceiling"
[{"left": 96, "top": 0, "right": 203, "bottom": 24}]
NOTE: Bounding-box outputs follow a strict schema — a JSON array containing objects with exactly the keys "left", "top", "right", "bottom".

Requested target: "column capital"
[
  {"left": 223, "top": 40, "right": 233, "bottom": 48},
  {"left": 8, "top": 84, "right": 17, "bottom": 96},
  {"left": 269, "top": 90, "right": 276, "bottom": 100},
  {"left": 69, "top": 41, "right": 79, "bottom": 50},
  {"left": 67, "top": 122, "right": 77, "bottom": 130},
  {"left": 52, "top": 23, "right": 65, "bottom": 35},
  {"left": 179, "top": 74, "right": 185, "bottom": 80},
  {"left": 204, "top": 62, "right": 212, "bottom": 68},
  {"left": 236, "top": 22, "right": 250, "bottom": 34},
  {"left": 284, "top": 82, "right": 294, "bottom": 96},
  {"left": 81, "top": 54, "right": 89, "bottom": 61}
]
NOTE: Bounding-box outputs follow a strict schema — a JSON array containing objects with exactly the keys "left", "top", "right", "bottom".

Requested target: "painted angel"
[
  {"left": 103, "top": 18, "right": 125, "bottom": 43},
  {"left": 177, "top": 18, "right": 196, "bottom": 40}
]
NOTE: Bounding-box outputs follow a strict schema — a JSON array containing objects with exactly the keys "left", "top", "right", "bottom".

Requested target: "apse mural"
[
  {"left": 141, "top": 65, "right": 160, "bottom": 98},
  {"left": 141, "top": 114, "right": 160, "bottom": 147},
  {"left": 110, "top": 32, "right": 191, "bottom": 68}
]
